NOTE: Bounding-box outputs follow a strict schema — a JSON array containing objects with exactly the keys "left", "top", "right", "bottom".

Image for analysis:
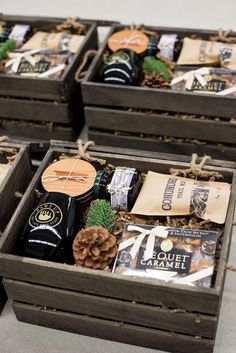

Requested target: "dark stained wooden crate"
[
  {"left": 87, "top": 128, "right": 236, "bottom": 162},
  {"left": 0, "top": 14, "right": 97, "bottom": 101},
  {"left": 0, "top": 141, "right": 32, "bottom": 313},
  {"left": 0, "top": 143, "right": 235, "bottom": 352},
  {"left": 82, "top": 24, "right": 236, "bottom": 160},
  {"left": 0, "top": 97, "right": 73, "bottom": 124},
  {"left": 82, "top": 25, "right": 236, "bottom": 118},
  {"left": 0, "top": 14, "right": 98, "bottom": 137}
]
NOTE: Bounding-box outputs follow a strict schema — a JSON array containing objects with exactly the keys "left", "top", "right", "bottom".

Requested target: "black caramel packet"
[
  {"left": 171, "top": 66, "right": 236, "bottom": 96},
  {"left": 113, "top": 223, "right": 218, "bottom": 288}
]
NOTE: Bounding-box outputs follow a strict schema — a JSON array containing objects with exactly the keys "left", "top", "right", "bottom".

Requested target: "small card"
[{"left": 113, "top": 224, "right": 218, "bottom": 288}]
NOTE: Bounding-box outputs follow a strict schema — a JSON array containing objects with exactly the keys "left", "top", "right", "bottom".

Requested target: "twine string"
[
  {"left": 60, "top": 158, "right": 81, "bottom": 193},
  {"left": 42, "top": 175, "right": 94, "bottom": 184}
]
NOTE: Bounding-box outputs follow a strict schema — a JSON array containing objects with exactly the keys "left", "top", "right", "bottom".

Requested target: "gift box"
[
  {"left": 0, "top": 14, "right": 98, "bottom": 145},
  {"left": 82, "top": 24, "right": 236, "bottom": 160},
  {"left": 0, "top": 141, "right": 235, "bottom": 353},
  {"left": 113, "top": 224, "right": 218, "bottom": 288}
]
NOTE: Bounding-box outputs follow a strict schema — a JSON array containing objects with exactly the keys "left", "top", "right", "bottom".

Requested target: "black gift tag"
[{"left": 20, "top": 192, "right": 79, "bottom": 263}]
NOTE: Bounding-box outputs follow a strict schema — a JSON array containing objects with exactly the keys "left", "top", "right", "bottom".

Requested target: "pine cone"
[{"left": 73, "top": 226, "right": 117, "bottom": 270}]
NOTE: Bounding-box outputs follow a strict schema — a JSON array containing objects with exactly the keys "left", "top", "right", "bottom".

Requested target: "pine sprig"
[
  {"left": 0, "top": 39, "right": 16, "bottom": 61},
  {"left": 142, "top": 56, "right": 170, "bottom": 81},
  {"left": 86, "top": 200, "right": 116, "bottom": 233}
]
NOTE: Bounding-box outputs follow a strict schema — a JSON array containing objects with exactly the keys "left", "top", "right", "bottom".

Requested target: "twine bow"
[
  {"left": 5, "top": 49, "right": 40, "bottom": 73},
  {"left": 118, "top": 225, "right": 169, "bottom": 261},
  {"left": 42, "top": 175, "right": 94, "bottom": 184},
  {"left": 111, "top": 31, "right": 145, "bottom": 47},
  {"left": 171, "top": 67, "right": 211, "bottom": 90}
]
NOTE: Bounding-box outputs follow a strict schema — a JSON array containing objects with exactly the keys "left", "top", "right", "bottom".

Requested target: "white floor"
[{"left": 1, "top": 1, "right": 236, "bottom": 352}]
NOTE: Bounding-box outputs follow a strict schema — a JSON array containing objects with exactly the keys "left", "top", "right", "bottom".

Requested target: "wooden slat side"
[
  {"left": 88, "top": 130, "right": 236, "bottom": 163},
  {"left": 13, "top": 302, "right": 215, "bottom": 353},
  {"left": 3, "top": 279, "right": 218, "bottom": 338},
  {"left": 0, "top": 120, "right": 77, "bottom": 141},
  {"left": 0, "top": 75, "right": 62, "bottom": 101},
  {"left": 0, "top": 97, "right": 71, "bottom": 123},
  {"left": 82, "top": 82, "right": 236, "bottom": 118},
  {"left": 85, "top": 107, "right": 236, "bottom": 144},
  {"left": 50, "top": 140, "right": 236, "bottom": 169},
  {"left": 215, "top": 172, "right": 236, "bottom": 297},
  {"left": 0, "top": 145, "right": 32, "bottom": 232},
  {"left": 0, "top": 254, "right": 219, "bottom": 314}
]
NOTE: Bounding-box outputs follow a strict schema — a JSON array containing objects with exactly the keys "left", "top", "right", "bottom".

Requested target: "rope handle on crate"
[
  {"left": 75, "top": 49, "right": 97, "bottom": 82},
  {"left": 60, "top": 139, "right": 106, "bottom": 165},
  {"left": 226, "top": 264, "right": 236, "bottom": 272}
]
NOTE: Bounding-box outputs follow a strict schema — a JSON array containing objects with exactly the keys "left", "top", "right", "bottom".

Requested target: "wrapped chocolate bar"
[
  {"left": 113, "top": 224, "right": 218, "bottom": 288},
  {"left": 4, "top": 50, "right": 71, "bottom": 78},
  {"left": 171, "top": 67, "right": 236, "bottom": 96},
  {"left": 21, "top": 31, "right": 85, "bottom": 54},
  {"left": 177, "top": 37, "right": 236, "bottom": 69},
  {"left": 131, "top": 171, "right": 231, "bottom": 224}
]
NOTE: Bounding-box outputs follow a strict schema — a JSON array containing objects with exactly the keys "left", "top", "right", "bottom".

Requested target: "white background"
[{"left": 1, "top": 0, "right": 236, "bottom": 30}]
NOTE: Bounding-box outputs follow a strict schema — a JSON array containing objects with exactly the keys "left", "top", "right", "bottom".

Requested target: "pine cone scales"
[{"left": 73, "top": 226, "right": 117, "bottom": 269}]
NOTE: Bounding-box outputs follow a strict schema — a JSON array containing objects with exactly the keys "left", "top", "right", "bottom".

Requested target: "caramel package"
[
  {"left": 177, "top": 37, "right": 236, "bottom": 69},
  {"left": 171, "top": 67, "right": 236, "bottom": 95},
  {"left": 131, "top": 172, "right": 231, "bottom": 224},
  {"left": 113, "top": 224, "right": 218, "bottom": 288},
  {"left": 4, "top": 52, "right": 70, "bottom": 78},
  {"left": 21, "top": 31, "right": 85, "bottom": 53}
]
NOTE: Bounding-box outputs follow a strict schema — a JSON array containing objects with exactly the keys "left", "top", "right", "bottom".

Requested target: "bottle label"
[
  {"left": 107, "top": 167, "right": 136, "bottom": 210},
  {"left": 29, "top": 202, "right": 63, "bottom": 228},
  {"left": 158, "top": 34, "right": 177, "bottom": 61}
]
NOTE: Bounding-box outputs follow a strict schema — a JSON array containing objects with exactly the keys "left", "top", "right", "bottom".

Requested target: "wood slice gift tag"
[
  {"left": 41, "top": 159, "right": 97, "bottom": 198},
  {"left": 108, "top": 30, "right": 149, "bottom": 54}
]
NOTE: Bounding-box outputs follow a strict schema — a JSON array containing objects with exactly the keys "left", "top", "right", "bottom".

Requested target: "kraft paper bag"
[{"left": 131, "top": 171, "right": 231, "bottom": 224}]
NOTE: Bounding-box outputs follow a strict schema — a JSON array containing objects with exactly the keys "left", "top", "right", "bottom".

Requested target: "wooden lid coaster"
[
  {"left": 41, "top": 159, "right": 97, "bottom": 197},
  {"left": 108, "top": 30, "right": 149, "bottom": 54}
]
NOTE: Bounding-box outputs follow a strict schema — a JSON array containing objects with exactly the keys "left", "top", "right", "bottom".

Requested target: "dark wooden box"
[
  {"left": 0, "top": 141, "right": 235, "bottom": 352},
  {"left": 0, "top": 14, "right": 98, "bottom": 140},
  {"left": 0, "top": 141, "right": 32, "bottom": 312},
  {"left": 82, "top": 25, "right": 236, "bottom": 118},
  {"left": 82, "top": 25, "right": 236, "bottom": 160}
]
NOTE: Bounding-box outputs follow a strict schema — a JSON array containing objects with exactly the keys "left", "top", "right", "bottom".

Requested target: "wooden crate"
[
  {"left": 82, "top": 25, "right": 236, "bottom": 118},
  {"left": 0, "top": 14, "right": 97, "bottom": 101},
  {"left": 0, "top": 142, "right": 235, "bottom": 353},
  {"left": 0, "top": 141, "right": 32, "bottom": 312},
  {"left": 82, "top": 25, "right": 236, "bottom": 159},
  {"left": 0, "top": 14, "right": 98, "bottom": 139}
]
